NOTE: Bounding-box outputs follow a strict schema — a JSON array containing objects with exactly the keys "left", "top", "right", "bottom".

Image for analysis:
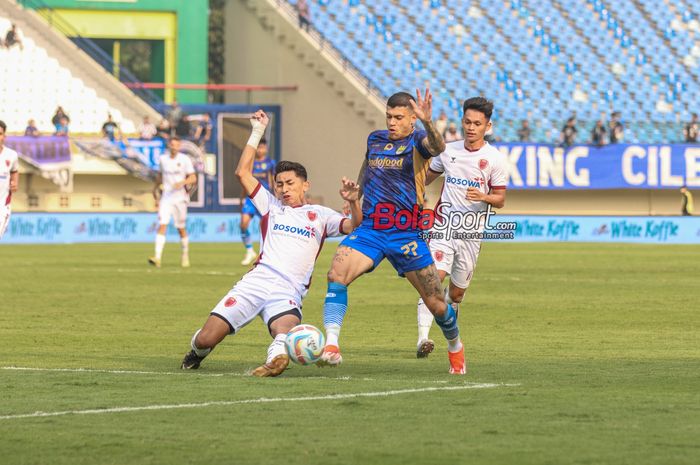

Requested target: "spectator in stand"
[
  {"left": 175, "top": 115, "right": 191, "bottom": 139},
  {"left": 156, "top": 119, "right": 171, "bottom": 140},
  {"left": 609, "top": 111, "right": 624, "bottom": 143},
  {"left": 444, "top": 122, "right": 461, "bottom": 142},
  {"left": 139, "top": 116, "right": 158, "bottom": 140},
  {"left": 55, "top": 117, "right": 69, "bottom": 136},
  {"left": 683, "top": 113, "right": 698, "bottom": 143},
  {"left": 435, "top": 110, "right": 448, "bottom": 137},
  {"left": 51, "top": 107, "right": 69, "bottom": 133},
  {"left": 296, "top": 0, "right": 312, "bottom": 31},
  {"left": 517, "top": 120, "right": 531, "bottom": 142},
  {"left": 166, "top": 101, "right": 183, "bottom": 135},
  {"left": 102, "top": 114, "right": 120, "bottom": 142},
  {"left": 3, "top": 24, "right": 23, "bottom": 50},
  {"left": 591, "top": 120, "right": 607, "bottom": 147},
  {"left": 680, "top": 186, "right": 694, "bottom": 216},
  {"left": 560, "top": 117, "right": 578, "bottom": 147},
  {"left": 193, "top": 113, "right": 213, "bottom": 149},
  {"left": 24, "top": 119, "right": 40, "bottom": 137}
]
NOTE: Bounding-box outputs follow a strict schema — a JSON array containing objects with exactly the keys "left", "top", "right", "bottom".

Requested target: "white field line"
[{"left": 0, "top": 383, "right": 516, "bottom": 421}]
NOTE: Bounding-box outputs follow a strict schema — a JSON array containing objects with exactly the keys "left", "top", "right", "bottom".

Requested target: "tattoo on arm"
[{"left": 421, "top": 120, "right": 447, "bottom": 156}]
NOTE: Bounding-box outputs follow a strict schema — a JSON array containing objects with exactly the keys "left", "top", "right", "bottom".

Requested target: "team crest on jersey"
[
  {"left": 434, "top": 250, "right": 444, "bottom": 262},
  {"left": 479, "top": 159, "right": 488, "bottom": 170},
  {"left": 396, "top": 145, "right": 407, "bottom": 154},
  {"left": 4, "top": 160, "right": 9, "bottom": 167},
  {"left": 383, "top": 143, "right": 394, "bottom": 151},
  {"left": 307, "top": 211, "right": 317, "bottom": 221},
  {"left": 224, "top": 297, "right": 237, "bottom": 307}
]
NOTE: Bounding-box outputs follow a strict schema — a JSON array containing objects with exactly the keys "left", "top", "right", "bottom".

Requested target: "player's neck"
[
  {"left": 464, "top": 139, "right": 486, "bottom": 152},
  {"left": 169, "top": 152, "right": 177, "bottom": 159}
]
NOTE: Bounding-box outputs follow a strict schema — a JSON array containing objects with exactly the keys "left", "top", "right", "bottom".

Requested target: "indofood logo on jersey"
[
  {"left": 368, "top": 157, "right": 404, "bottom": 169},
  {"left": 445, "top": 176, "right": 485, "bottom": 189},
  {"left": 272, "top": 223, "right": 316, "bottom": 238}
]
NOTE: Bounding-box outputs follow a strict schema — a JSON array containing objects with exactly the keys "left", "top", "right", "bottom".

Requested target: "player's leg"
[
  {"left": 318, "top": 232, "right": 380, "bottom": 366},
  {"left": 240, "top": 200, "right": 258, "bottom": 265},
  {"left": 149, "top": 203, "right": 170, "bottom": 267},
  {"left": 417, "top": 242, "right": 454, "bottom": 358},
  {"left": 252, "top": 305, "right": 302, "bottom": 377},
  {"left": 181, "top": 315, "right": 230, "bottom": 369},
  {"left": 405, "top": 264, "right": 466, "bottom": 374},
  {"left": 173, "top": 202, "right": 190, "bottom": 267},
  {"left": 0, "top": 206, "right": 10, "bottom": 239}
]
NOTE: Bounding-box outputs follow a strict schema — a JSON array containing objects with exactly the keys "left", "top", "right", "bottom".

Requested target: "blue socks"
[
  {"left": 434, "top": 303, "right": 459, "bottom": 341},
  {"left": 323, "top": 282, "right": 348, "bottom": 347},
  {"left": 241, "top": 229, "right": 253, "bottom": 249}
]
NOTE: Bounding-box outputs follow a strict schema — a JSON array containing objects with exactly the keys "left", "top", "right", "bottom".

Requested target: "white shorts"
[
  {"left": 158, "top": 199, "right": 188, "bottom": 228},
  {"left": 0, "top": 206, "right": 10, "bottom": 240},
  {"left": 210, "top": 265, "right": 303, "bottom": 334},
  {"left": 429, "top": 236, "right": 481, "bottom": 290}
]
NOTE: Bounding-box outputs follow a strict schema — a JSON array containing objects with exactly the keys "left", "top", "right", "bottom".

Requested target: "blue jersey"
[
  {"left": 361, "top": 129, "right": 433, "bottom": 226},
  {"left": 253, "top": 157, "right": 275, "bottom": 190}
]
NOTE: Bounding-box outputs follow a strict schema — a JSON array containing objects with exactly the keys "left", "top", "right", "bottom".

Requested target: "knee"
[
  {"left": 327, "top": 268, "right": 347, "bottom": 285},
  {"left": 449, "top": 288, "right": 465, "bottom": 304}
]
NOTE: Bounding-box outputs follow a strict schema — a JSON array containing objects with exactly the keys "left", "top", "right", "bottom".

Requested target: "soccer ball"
[{"left": 285, "top": 324, "right": 325, "bottom": 365}]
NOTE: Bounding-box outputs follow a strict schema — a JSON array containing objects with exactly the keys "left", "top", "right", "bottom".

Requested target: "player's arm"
[
  {"left": 9, "top": 169, "right": 19, "bottom": 193},
  {"left": 153, "top": 171, "right": 162, "bottom": 199},
  {"left": 235, "top": 110, "right": 268, "bottom": 196},
  {"left": 175, "top": 173, "right": 197, "bottom": 189},
  {"left": 410, "top": 87, "right": 446, "bottom": 156},
  {"left": 339, "top": 177, "right": 362, "bottom": 234},
  {"left": 426, "top": 168, "right": 442, "bottom": 185},
  {"left": 467, "top": 187, "right": 506, "bottom": 209}
]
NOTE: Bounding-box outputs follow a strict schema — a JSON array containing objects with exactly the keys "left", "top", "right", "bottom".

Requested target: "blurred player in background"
[
  {"left": 0, "top": 121, "right": 19, "bottom": 240},
  {"left": 149, "top": 136, "right": 196, "bottom": 268},
  {"left": 239, "top": 137, "right": 275, "bottom": 265},
  {"left": 181, "top": 110, "right": 361, "bottom": 376},
  {"left": 415, "top": 97, "right": 507, "bottom": 360},
  {"left": 318, "top": 88, "right": 467, "bottom": 374}
]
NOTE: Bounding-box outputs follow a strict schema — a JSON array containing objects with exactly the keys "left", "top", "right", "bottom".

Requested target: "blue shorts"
[
  {"left": 340, "top": 224, "right": 433, "bottom": 277},
  {"left": 241, "top": 198, "right": 260, "bottom": 217}
]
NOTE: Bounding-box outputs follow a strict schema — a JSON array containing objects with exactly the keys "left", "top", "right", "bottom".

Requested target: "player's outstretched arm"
[
  {"left": 467, "top": 187, "right": 506, "bottom": 209},
  {"left": 411, "top": 87, "right": 446, "bottom": 156},
  {"left": 339, "top": 177, "right": 362, "bottom": 233},
  {"left": 235, "top": 110, "right": 269, "bottom": 196}
]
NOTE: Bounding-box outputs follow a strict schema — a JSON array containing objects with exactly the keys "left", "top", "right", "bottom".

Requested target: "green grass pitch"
[{"left": 0, "top": 242, "right": 698, "bottom": 465}]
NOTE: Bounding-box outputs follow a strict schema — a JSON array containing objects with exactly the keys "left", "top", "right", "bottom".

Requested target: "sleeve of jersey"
[
  {"left": 489, "top": 156, "right": 508, "bottom": 190},
  {"left": 248, "top": 183, "right": 278, "bottom": 216},
  {"left": 415, "top": 129, "right": 434, "bottom": 159},
  {"left": 10, "top": 154, "right": 19, "bottom": 172},
  {"left": 184, "top": 157, "right": 195, "bottom": 175},
  {"left": 323, "top": 209, "right": 349, "bottom": 238},
  {"left": 429, "top": 154, "right": 444, "bottom": 173}
]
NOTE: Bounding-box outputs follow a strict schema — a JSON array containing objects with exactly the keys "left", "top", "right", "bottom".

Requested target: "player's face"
[
  {"left": 462, "top": 110, "right": 491, "bottom": 144},
  {"left": 385, "top": 106, "right": 416, "bottom": 140},
  {"left": 256, "top": 143, "right": 268, "bottom": 159},
  {"left": 169, "top": 139, "right": 181, "bottom": 155},
  {"left": 275, "top": 171, "right": 309, "bottom": 206}
]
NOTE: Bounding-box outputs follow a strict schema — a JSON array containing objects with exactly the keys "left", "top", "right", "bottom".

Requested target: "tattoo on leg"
[
  {"left": 332, "top": 246, "right": 352, "bottom": 265},
  {"left": 416, "top": 265, "right": 442, "bottom": 298}
]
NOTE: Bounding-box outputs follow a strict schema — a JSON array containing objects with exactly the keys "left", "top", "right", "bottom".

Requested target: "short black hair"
[
  {"left": 0, "top": 120, "right": 5, "bottom": 132},
  {"left": 462, "top": 97, "right": 494, "bottom": 120},
  {"left": 170, "top": 136, "right": 181, "bottom": 142},
  {"left": 259, "top": 137, "right": 267, "bottom": 145},
  {"left": 387, "top": 92, "right": 416, "bottom": 109},
  {"left": 275, "top": 160, "right": 307, "bottom": 181}
]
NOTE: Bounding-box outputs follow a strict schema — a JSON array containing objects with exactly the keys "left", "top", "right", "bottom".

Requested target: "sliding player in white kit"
[
  {"left": 149, "top": 136, "right": 197, "bottom": 268},
  {"left": 0, "top": 120, "right": 20, "bottom": 239},
  {"left": 180, "top": 110, "right": 362, "bottom": 377},
  {"left": 416, "top": 98, "right": 508, "bottom": 362}
]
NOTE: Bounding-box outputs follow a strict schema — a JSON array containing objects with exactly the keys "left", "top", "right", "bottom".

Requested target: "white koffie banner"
[{"left": 1, "top": 213, "right": 699, "bottom": 244}]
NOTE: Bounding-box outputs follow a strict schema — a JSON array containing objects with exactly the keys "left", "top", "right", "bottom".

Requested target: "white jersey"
[
  {"left": 159, "top": 153, "right": 195, "bottom": 203},
  {"left": 249, "top": 182, "right": 347, "bottom": 295},
  {"left": 430, "top": 140, "right": 508, "bottom": 216},
  {"left": 0, "top": 146, "right": 19, "bottom": 206}
]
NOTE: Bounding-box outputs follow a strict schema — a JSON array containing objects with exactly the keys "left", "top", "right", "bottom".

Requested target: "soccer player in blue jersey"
[
  {"left": 318, "top": 88, "right": 466, "bottom": 374},
  {"left": 240, "top": 137, "right": 276, "bottom": 265}
]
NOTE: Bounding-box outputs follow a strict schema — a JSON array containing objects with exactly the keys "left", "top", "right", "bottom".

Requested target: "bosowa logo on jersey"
[
  {"left": 368, "top": 202, "right": 517, "bottom": 240},
  {"left": 272, "top": 223, "right": 316, "bottom": 238}
]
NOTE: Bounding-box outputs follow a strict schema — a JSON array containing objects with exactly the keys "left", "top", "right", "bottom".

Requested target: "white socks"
[
  {"left": 325, "top": 324, "right": 341, "bottom": 347},
  {"left": 155, "top": 234, "right": 166, "bottom": 259},
  {"left": 181, "top": 236, "right": 189, "bottom": 256},
  {"left": 267, "top": 333, "right": 288, "bottom": 363},
  {"left": 447, "top": 337, "right": 463, "bottom": 353},
  {"left": 417, "top": 298, "right": 434, "bottom": 343},
  {"left": 191, "top": 329, "right": 212, "bottom": 357}
]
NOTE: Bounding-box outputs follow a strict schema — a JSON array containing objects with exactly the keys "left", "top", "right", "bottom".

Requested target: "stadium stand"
[{"left": 288, "top": 0, "right": 700, "bottom": 143}]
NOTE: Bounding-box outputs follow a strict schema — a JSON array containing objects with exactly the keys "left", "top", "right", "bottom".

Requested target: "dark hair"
[
  {"left": 462, "top": 97, "right": 494, "bottom": 120},
  {"left": 275, "top": 160, "right": 307, "bottom": 181},
  {"left": 0, "top": 120, "right": 5, "bottom": 132},
  {"left": 170, "top": 136, "right": 181, "bottom": 142},
  {"left": 259, "top": 137, "right": 267, "bottom": 145},
  {"left": 387, "top": 92, "right": 416, "bottom": 109}
]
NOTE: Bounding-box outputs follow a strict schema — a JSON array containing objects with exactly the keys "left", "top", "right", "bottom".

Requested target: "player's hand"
[
  {"left": 466, "top": 187, "right": 486, "bottom": 202},
  {"left": 250, "top": 110, "right": 269, "bottom": 130},
  {"left": 410, "top": 86, "right": 433, "bottom": 123},
  {"left": 9, "top": 180, "right": 18, "bottom": 193},
  {"left": 339, "top": 177, "right": 360, "bottom": 202}
]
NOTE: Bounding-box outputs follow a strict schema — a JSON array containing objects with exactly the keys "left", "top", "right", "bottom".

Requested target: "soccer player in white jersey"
[
  {"left": 415, "top": 98, "right": 507, "bottom": 363},
  {"left": 180, "top": 110, "right": 362, "bottom": 377},
  {"left": 149, "top": 136, "right": 197, "bottom": 268},
  {"left": 0, "top": 121, "right": 20, "bottom": 240}
]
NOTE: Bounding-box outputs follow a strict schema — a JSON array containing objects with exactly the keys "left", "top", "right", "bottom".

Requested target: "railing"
[{"left": 17, "top": 0, "right": 163, "bottom": 107}]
